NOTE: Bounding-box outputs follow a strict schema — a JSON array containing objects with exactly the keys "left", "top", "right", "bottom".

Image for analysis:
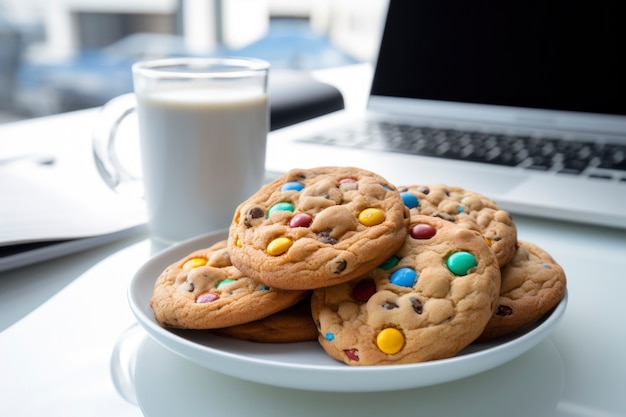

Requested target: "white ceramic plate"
[{"left": 129, "top": 230, "right": 567, "bottom": 392}]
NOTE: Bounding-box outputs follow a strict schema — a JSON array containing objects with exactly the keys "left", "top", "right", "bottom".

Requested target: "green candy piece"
[
  {"left": 446, "top": 251, "right": 477, "bottom": 276},
  {"left": 267, "top": 202, "right": 295, "bottom": 218},
  {"left": 379, "top": 255, "right": 400, "bottom": 270},
  {"left": 216, "top": 279, "right": 237, "bottom": 289}
]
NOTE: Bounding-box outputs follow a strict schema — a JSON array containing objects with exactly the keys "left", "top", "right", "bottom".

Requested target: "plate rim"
[{"left": 129, "top": 230, "right": 568, "bottom": 391}]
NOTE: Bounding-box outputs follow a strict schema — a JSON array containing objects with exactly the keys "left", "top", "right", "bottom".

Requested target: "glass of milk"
[{"left": 93, "top": 57, "right": 270, "bottom": 245}]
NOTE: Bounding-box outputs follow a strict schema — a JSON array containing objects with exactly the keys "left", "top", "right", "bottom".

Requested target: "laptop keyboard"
[{"left": 299, "top": 121, "right": 626, "bottom": 181}]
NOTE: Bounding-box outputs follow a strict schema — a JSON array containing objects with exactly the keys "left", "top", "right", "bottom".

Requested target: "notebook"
[{"left": 266, "top": 0, "right": 626, "bottom": 229}]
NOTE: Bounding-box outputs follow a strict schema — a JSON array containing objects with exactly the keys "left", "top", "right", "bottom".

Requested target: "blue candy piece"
[
  {"left": 280, "top": 181, "right": 305, "bottom": 192},
  {"left": 389, "top": 267, "right": 417, "bottom": 287},
  {"left": 401, "top": 192, "right": 419, "bottom": 209},
  {"left": 324, "top": 332, "right": 335, "bottom": 341}
]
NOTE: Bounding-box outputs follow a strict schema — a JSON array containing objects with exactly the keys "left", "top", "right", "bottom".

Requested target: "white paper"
[
  {"left": 0, "top": 109, "right": 147, "bottom": 271},
  {"left": 0, "top": 159, "right": 146, "bottom": 245}
]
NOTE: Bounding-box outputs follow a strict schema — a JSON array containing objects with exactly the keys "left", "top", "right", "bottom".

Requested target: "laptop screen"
[{"left": 371, "top": 0, "right": 626, "bottom": 116}]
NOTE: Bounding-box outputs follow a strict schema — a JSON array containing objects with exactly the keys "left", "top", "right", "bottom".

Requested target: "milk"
[{"left": 136, "top": 86, "right": 268, "bottom": 244}]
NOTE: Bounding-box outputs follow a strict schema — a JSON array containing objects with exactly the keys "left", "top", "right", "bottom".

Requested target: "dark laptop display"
[{"left": 372, "top": 0, "right": 625, "bottom": 117}]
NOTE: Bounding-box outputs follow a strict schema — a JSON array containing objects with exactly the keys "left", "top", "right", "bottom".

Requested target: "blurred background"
[{"left": 0, "top": 0, "right": 388, "bottom": 123}]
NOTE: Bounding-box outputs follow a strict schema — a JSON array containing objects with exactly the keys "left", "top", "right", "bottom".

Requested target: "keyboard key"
[{"left": 598, "top": 146, "right": 626, "bottom": 171}]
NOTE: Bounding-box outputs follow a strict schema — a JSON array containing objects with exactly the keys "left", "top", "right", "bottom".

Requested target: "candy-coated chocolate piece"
[
  {"left": 281, "top": 181, "right": 305, "bottom": 192},
  {"left": 410, "top": 223, "right": 437, "bottom": 239},
  {"left": 196, "top": 293, "right": 219, "bottom": 304},
  {"left": 267, "top": 202, "right": 295, "bottom": 218},
  {"left": 376, "top": 328, "right": 404, "bottom": 354},
  {"left": 446, "top": 251, "right": 477, "bottom": 276},
  {"left": 379, "top": 255, "right": 400, "bottom": 270},
  {"left": 266, "top": 236, "right": 293, "bottom": 256},
  {"left": 182, "top": 257, "right": 207, "bottom": 269},
  {"left": 338, "top": 177, "right": 357, "bottom": 184},
  {"left": 289, "top": 213, "right": 313, "bottom": 228},
  {"left": 344, "top": 349, "right": 360, "bottom": 361},
  {"left": 401, "top": 192, "right": 419, "bottom": 209},
  {"left": 389, "top": 267, "right": 417, "bottom": 287},
  {"left": 358, "top": 208, "right": 385, "bottom": 226},
  {"left": 324, "top": 332, "right": 335, "bottom": 341},
  {"left": 352, "top": 278, "right": 376, "bottom": 302},
  {"left": 216, "top": 279, "right": 237, "bottom": 289}
]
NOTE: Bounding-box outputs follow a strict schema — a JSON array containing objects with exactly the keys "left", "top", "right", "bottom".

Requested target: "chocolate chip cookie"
[
  {"left": 311, "top": 215, "right": 501, "bottom": 366},
  {"left": 228, "top": 167, "right": 409, "bottom": 290},
  {"left": 398, "top": 183, "right": 517, "bottom": 266},
  {"left": 212, "top": 297, "right": 318, "bottom": 343},
  {"left": 477, "top": 240, "right": 567, "bottom": 341},
  {"left": 150, "top": 240, "right": 309, "bottom": 329}
]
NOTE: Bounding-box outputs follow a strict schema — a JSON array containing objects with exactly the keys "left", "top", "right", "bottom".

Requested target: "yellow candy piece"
[
  {"left": 182, "top": 257, "right": 207, "bottom": 269},
  {"left": 376, "top": 327, "right": 405, "bottom": 355},
  {"left": 235, "top": 238, "right": 242, "bottom": 248},
  {"left": 483, "top": 236, "right": 492, "bottom": 247},
  {"left": 358, "top": 208, "right": 385, "bottom": 226},
  {"left": 266, "top": 237, "right": 293, "bottom": 256}
]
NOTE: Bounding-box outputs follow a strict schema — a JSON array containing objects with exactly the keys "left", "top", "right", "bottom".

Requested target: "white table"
[{"left": 1, "top": 65, "right": 625, "bottom": 416}]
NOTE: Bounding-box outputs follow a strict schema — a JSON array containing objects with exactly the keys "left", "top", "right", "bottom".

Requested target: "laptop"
[{"left": 266, "top": 0, "right": 626, "bottom": 230}]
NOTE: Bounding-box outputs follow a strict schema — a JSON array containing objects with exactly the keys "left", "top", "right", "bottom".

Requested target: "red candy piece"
[
  {"left": 410, "top": 223, "right": 437, "bottom": 239},
  {"left": 352, "top": 278, "right": 376, "bottom": 302},
  {"left": 289, "top": 213, "right": 313, "bottom": 228},
  {"left": 344, "top": 349, "right": 360, "bottom": 361}
]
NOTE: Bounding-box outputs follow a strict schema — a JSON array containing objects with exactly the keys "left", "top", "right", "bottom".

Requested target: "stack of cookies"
[{"left": 150, "top": 166, "right": 566, "bottom": 366}]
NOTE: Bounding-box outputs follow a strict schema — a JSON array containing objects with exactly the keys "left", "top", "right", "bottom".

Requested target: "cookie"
[
  {"left": 397, "top": 184, "right": 517, "bottom": 266},
  {"left": 228, "top": 166, "right": 409, "bottom": 290},
  {"left": 150, "top": 240, "right": 309, "bottom": 329},
  {"left": 212, "top": 297, "right": 318, "bottom": 343},
  {"left": 311, "top": 215, "right": 501, "bottom": 366},
  {"left": 477, "top": 240, "right": 567, "bottom": 341}
]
